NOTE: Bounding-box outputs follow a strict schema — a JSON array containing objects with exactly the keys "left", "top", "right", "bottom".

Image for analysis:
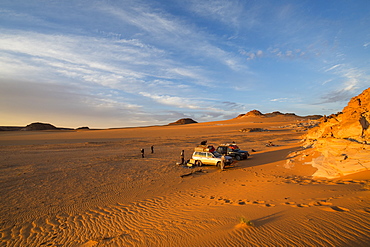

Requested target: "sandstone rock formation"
[
  {"left": 246, "top": 110, "right": 264, "bottom": 117},
  {"left": 168, "top": 118, "right": 198, "bottom": 125},
  {"left": 306, "top": 88, "right": 369, "bottom": 143},
  {"left": 299, "top": 87, "right": 370, "bottom": 178}
]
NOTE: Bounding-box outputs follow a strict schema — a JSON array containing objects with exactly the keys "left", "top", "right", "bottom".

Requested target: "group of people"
[
  {"left": 265, "top": 141, "right": 275, "bottom": 147},
  {"left": 140, "top": 146, "right": 186, "bottom": 165},
  {"left": 140, "top": 144, "right": 226, "bottom": 171},
  {"left": 140, "top": 145, "right": 154, "bottom": 158}
]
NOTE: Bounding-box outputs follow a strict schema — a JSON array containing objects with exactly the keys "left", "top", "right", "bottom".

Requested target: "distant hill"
[
  {"left": 22, "top": 122, "right": 58, "bottom": 131},
  {"left": 0, "top": 122, "right": 74, "bottom": 131},
  {"left": 0, "top": 126, "right": 24, "bottom": 131},
  {"left": 168, "top": 118, "right": 198, "bottom": 125},
  {"left": 236, "top": 110, "right": 322, "bottom": 119}
]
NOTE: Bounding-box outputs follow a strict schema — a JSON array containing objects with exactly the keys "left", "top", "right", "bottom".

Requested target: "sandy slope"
[{"left": 0, "top": 117, "right": 369, "bottom": 246}]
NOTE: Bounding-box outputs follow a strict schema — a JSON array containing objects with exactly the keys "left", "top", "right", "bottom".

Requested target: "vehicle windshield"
[
  {"left": 229, "top": 145, "right": 240, "bottom": 151},
  {"left": 212, "top": 151, "right": 221, "bottom": 157}
]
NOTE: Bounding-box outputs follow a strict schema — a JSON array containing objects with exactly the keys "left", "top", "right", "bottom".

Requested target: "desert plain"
[{"left": 0, "top": 116, "right": 369, "bottom": 246}]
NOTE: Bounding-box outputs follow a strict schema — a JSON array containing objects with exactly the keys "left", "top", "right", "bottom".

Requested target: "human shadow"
[{"left": 252, "top": 211, "right": 285, "bottom": 227}]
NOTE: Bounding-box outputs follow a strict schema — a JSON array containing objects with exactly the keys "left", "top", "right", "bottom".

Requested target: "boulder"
[{"left": 239, "top": 128, "right": 268, "bottom": 132}]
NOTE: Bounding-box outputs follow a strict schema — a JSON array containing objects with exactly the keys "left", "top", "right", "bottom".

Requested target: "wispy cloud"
[
  {"left": 325, "top": 64, "right": 342, "bottom": 72},
  {"left": 270, "top": 98, "right": 289, "bottom": 102},
  {"left": 97, "top": 1, "right": 245, "bottom": 72},
  {"left": 1, "top": 0, "right": 369, "bottom": 127},
  {"left": 186, "top": 0, "right": 243, "bottom": 27},
  {"left": 319, "top": 65, "right": 369, "bottom": 104}
]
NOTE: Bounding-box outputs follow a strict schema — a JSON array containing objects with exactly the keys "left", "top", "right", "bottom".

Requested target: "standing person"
[
  {"left": 220, "top": 155, "right": 226, "bottom": 170},
  {"left": 180, "top": 150, "right": 185, "bottom": 164},
  {"left": 151, "top": 145, "right": 154, "bottom": 154},
  {"left": 141, "top": 148, "right": 145, "bottom": 158}
]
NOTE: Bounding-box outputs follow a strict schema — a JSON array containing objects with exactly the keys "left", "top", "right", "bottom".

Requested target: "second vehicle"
[{"left": 216, "top": 143, "right": 249, "bottom": 160}]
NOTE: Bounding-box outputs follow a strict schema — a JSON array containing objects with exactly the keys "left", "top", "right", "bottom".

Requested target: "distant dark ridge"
[
  {"left": 76, "top": 126, "right": 90, "bottom": 130},
  {"left": 0, "top": 126, "right": 24, "bottom": 131},
  {"left": 0, "top": 122, "right": 75, "bottom": 131},
  {"left": 264, "top": 111, "right": 297, "bottom": 117},
  {"left": 22, "top": 122, "right": 58, "bottom": 131},
  {"left": 168, "top": 118, "right": 198, "bottom": 125},
  {"left": 236, "top": 110, "right": 322, "bottom": 119}
]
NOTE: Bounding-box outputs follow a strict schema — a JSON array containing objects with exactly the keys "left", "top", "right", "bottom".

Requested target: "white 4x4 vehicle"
[{"left": 191, "top": 151, "right": 233, "bottom": 167}]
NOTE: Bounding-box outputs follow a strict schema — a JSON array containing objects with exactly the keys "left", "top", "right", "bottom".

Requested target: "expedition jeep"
[
  {"left": 191, "top": 151, "right": 233, "bottom": 167},
  {"left": 216, "top": 144, "right": 249, "bottom": 160}
]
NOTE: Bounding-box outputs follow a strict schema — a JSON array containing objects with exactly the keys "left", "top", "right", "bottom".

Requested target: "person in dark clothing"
[
  {"left": 141, "top": 148, "right": 145, "bottom": 158},
  {"left": 180, "top": 150, "right": 185, "bottom": 164},
  {"left": 151, "top": 145, "right": 154, "bottom": 154}
]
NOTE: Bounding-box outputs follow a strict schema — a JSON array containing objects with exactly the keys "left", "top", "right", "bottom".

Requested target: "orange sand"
[{"left": 1, "top": 116, "right": 369, "bottom": 246}]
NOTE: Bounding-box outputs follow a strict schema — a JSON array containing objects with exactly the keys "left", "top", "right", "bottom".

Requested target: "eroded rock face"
[
  {"left": 302, "top": 138, "right": 370, "bottom": 178},
  {"left": 306, "top": 88, "right": 370, "bottom": 142},
  {"left": 300, "top": 88, "right": 370, "bottom": 178}
]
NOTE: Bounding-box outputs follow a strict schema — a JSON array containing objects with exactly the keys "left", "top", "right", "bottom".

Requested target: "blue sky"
[{"left": 0, "top": 0, "right": 369, "bottom": 128}]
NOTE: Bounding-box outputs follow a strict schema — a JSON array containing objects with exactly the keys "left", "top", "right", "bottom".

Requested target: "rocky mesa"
[
  {"left": 298, "top": 87, "right": 370, "bottom": 178},
  {"left": 168, "top": 118, "right": 198, "bottom": 125}
]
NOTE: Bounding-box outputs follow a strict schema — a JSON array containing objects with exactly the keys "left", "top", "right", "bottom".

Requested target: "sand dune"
[{"left": 1, "top": 116, "right": 369, "bottom": 246}]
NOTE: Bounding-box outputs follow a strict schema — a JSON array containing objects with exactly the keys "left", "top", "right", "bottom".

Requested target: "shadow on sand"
[
  {"left": 252, "top": 211, "right": 285, "bottom": 227},
  {"left": 235, "top": 146, "right": 302, "bottom": 169}
]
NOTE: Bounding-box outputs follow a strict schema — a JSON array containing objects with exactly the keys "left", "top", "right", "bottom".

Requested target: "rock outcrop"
[
  {"left": 239, "top": 128, "right": 268, "bottom": 132},
  {"left": 306, "top": 88, "right": 369, "bottom": 142},
  {"left": 168, "top": 118, "right": 198, "bottom": 125},
  {"left": 299, "top": 87, "right": 370, "bottom": 178}
]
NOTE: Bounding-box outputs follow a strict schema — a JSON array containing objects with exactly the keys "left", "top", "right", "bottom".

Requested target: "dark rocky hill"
[
  {"left": 22, "top": 122, "right": 58, "bottom": 131},
  {"left": 168, "top": 118, "right": 198, "bottom": 125},
  {"left": 236, "top": 110, "right": 322, "bottom": 119}
]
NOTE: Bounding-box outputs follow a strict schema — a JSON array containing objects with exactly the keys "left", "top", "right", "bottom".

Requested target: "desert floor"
[{"left": 0, "top": 117, "right": 369, "bottom": 246}]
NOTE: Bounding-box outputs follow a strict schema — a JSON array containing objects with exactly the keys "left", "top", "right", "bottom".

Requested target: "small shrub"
[{"left": 239, "top": 217, "right": 254, "bottom": 226}]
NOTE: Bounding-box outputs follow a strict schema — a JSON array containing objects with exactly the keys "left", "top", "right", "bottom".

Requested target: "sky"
[{"left": 0, "top": 0, "right": 369, "bottom": 128}]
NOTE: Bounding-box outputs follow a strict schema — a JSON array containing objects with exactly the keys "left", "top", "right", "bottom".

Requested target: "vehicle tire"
[
  {"left": 235, "top": 155, "right": 241, "bottom": 161},
  {"left": 196, "top": 160, "right": 202, "bottom": 167},
  {"left": 216, "top": 161, "right": 220, "bottom": 167}
]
